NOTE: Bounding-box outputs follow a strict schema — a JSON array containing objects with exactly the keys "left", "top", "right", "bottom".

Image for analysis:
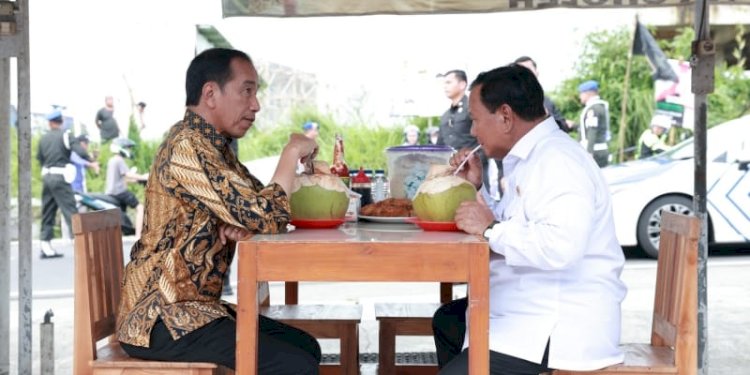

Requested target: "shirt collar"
[
  {"left": 506, "top": 116, "right": 559, "bottom": 161},
  {"left": 183, "top": 110, "right": 231, "bottom": 150}
]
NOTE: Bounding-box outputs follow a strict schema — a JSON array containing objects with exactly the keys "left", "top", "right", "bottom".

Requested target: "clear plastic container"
[{"left": 386, "top": 145, "right": 454, "bottom": 199}]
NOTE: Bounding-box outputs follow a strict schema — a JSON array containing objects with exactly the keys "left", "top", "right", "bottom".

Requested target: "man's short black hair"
[
  {"left": 470, "top": 64, "right": 546, "bottom": 122},
  {"left": 443, "top": 69, "right": 467, "bottom": 83},
  {"left": 514, "top": 56, "right": 537, "bottom": 69},
  {"left": 185, "top": 48, "right": 253, "bottom": 106}
]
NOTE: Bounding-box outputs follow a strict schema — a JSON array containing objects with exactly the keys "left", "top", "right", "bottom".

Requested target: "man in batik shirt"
[{"left": 117, "top": 48, "right": 321, "bottom": 374}]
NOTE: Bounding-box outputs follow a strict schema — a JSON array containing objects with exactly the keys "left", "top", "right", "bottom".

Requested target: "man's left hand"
[
  {"left": 218, "top": 224, "right": 252, "bottom": 245},
  {"left": 454, "top": 191, "right": 496, "bottom": 235}
]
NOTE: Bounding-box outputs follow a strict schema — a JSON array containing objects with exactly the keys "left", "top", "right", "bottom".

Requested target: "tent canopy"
[{"left": 223, "top": 0, "right": 750, "bottom": 18}]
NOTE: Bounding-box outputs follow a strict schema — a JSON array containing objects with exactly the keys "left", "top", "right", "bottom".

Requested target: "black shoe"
[{"left": 40, "top": 251, "right": 64, "bottom": 259}]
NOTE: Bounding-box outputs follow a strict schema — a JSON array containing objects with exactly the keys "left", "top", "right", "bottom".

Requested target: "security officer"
[
  {"left": 577, "top": 80, "right": 611, "bottom": 167},
  {"left": 437, "top": 69, "right": 501, "bottom": 195},
  {"left": 37, "top": 109, "right": 93, "bottom": 258},
  {"left": 638, "top": 114, "right": 671, "bottom": 159}
]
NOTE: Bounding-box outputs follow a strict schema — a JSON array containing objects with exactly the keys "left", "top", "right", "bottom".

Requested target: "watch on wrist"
[{"left": 483, "top": 220, "right": 500, "bottom": 241}]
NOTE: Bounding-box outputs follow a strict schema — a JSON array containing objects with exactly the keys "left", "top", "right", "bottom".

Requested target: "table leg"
[
  {"left": 237, "top": 243, "right": 259, "bottom": 375},
  {"left": 467, "top": 244, "right": 489, "bottom": 374}
]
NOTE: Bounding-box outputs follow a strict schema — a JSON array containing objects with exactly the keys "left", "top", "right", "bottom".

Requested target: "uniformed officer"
[
  {"left": 638, "top": 114, "right": 671, "bottom": 159},
  {"left": 37, "top": 109, "right": 93, "bottom": 258},
  {"left": 577, "top": 80, "right": 611, "bottom": 167},
  {"left": 437, "top": 69, "right": 501, "bottom": 194}
]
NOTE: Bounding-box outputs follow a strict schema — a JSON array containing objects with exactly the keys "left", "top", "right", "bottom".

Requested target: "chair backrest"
[
  {"left": 73, "top": 209, "right": 124, "bottom": 375},
  {"left": 651, "top": 211, "right": 699, "bottom": 375}
]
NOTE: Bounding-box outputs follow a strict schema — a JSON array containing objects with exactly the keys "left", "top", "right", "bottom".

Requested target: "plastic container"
[{"left": 386, "top": 145, "right": 454, "bottom": 199}]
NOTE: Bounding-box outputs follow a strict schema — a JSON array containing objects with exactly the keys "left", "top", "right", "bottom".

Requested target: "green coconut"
[
  {"left": 412, "top": 174, "right": 477, "bottom": 222},
  {"left": 290, "top": 173, "right": 349, "bottom": 220}
]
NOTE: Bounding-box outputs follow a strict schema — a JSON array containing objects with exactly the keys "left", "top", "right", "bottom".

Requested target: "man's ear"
[
  {"left": 499, "top": 104, "right": 514, "bottom": 133},
  {"left": 202, "top": 82, "right": 218, "bottom": 109}
]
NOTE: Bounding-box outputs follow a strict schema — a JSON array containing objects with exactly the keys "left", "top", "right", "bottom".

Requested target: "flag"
[{"left": 633, "top": 21, "right": 678, "bottom": 82}]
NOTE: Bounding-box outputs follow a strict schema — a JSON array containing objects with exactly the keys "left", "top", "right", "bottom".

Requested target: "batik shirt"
[{"left": 117, "top": 110, "right": 291, "bottom": 347}]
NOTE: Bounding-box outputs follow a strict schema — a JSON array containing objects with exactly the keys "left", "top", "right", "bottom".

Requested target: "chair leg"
[
  {"left": 378, "top": 320, "right": 396, "bottom": 375},
  {"left": 340, "top": 323, "right": 359, "bottom": 375}
]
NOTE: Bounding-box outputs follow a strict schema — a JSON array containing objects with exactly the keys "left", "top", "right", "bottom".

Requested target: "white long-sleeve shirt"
[{"left": 475, "top": 116, "right": 627, "bottom": 371}]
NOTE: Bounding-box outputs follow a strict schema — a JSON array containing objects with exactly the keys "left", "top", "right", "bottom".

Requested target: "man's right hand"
[
  {"left": 450, "top": 147, "right": 483, "bottom": 189},
  {"left": 286, "top": 133, "right": 318, "bottom": 161}
]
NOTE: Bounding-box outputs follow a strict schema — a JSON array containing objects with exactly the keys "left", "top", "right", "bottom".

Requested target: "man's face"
[
  {"left": 469, "top": 85, "right": 512, "bottom": 159},
  {"left": 212, "top": 58, "right": 261, "bottom": 139},
  {"left": 443, "top": 73, "right": 466, "bottom": 101},
  {"left": 653, "top": 126, "right": 666, "bottom": 136}
]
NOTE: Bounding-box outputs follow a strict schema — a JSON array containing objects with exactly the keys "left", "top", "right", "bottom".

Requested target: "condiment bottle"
[
  {"left": 351, "top": 167, "right": 373, "bottom": 208},
  {"left": 330, "top": 133, "right": 350, "bottom": 187}
]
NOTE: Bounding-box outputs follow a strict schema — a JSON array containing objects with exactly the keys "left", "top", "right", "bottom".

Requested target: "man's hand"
[
  {"left": 287, "top": 133, "right": 318, "bottom": 161},
  {"left": 449, "top": 147, "right": 483, "bottom": 189},
  {"left": 454, "top": 191, "right": 496, "bottom": 235},
  {"left": 218, "top": 224, "right": 252, "bottom": 245}
]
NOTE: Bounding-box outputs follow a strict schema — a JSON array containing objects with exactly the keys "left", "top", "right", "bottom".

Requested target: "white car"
[{"left": 603, "top": 115, "right": 750, "bottom": 258}]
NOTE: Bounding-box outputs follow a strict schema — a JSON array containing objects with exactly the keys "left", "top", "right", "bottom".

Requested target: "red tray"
[
  {"left": 406, "top": 218, "right": 460, "bottom": 232},
  {"left": 291, "top": 218, "right": 345, "bottom": 229}
]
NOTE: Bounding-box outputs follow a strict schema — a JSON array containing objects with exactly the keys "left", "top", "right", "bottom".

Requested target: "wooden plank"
[{"left": 257, "top": 244, "right": 470, "bottom": 282}]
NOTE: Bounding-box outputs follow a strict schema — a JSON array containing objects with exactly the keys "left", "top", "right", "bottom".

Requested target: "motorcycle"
[{"left": 75, "top": 192, "right": 137, "bottom": 235}]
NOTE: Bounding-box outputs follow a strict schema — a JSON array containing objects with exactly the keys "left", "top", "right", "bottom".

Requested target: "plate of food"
[
  {"left": 406, "top": 217, "right": 460, "bottom": 232},
  {"left": 359, "top": 215, "right": 417, "bottom": 224},
  {"left": 290, "top": 218, "right": 345, "bottom": 229}
]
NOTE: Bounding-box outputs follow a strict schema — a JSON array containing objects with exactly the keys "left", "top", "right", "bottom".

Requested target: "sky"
[{"left": 10, "top": 0, "right": 684, "bottom": 140}]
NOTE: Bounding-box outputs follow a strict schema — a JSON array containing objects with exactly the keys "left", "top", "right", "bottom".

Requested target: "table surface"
[{"left": 236, "top": 221, "right": 490, "bottom": 374}]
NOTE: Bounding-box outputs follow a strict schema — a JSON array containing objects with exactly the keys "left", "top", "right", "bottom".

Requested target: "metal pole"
[
  {"left": 16, "top": 0, "right": 33, "bottom": 374},
  {"left": 0, "top": 56, "right": 11, "bottom": 375},
  {"left": 691, "top": 0, "right": 713, "bottom": 374},
  {"left": 40, "top": 310, "right": 55, "bottom": 375},
  {"left": 616, "top": 16, "right": 637, "bottom": 163}
]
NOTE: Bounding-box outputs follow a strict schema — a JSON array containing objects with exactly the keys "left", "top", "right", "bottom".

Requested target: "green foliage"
[{"left": 238, "top": 108, "right": 404, "bottom": 171}]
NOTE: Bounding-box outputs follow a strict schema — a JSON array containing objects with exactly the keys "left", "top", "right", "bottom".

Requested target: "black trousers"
[
  {"left": 432, "top": 297, "right": 551, "bottom": 375},
  {"left": 40, "top": 174, "right": 77, "bottom": 241},
  {"left": 121, "top": 315, "right": 321, "bottom": 374}
]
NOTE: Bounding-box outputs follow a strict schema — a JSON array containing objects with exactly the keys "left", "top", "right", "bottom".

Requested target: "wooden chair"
[
  {"left": 374, "top": 283, "right": 453, "bottom": 375},
  {"left": 554, "top": 211, "right": 699, "bottom": 375},
  {"left": 72, "top": 209, "right": 233, "bottom": 375},
  {"left": 266, "top": 281, "right": 363, "bottom": 375}
]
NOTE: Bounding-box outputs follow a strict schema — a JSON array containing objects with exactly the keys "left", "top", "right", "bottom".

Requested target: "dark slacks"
[
  {"left": 41, "top": 174, "right": 77, "bottom": 241},
  {"left": 121, "top": 315, "right": 321, "bottom": 374},
  {"left": 432, "top": 297, "right": 551, "bottom": 375}
]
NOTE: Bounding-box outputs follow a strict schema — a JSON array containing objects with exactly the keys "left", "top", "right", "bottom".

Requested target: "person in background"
[
  {"left": 403, "top": 124, "right": 421, "bottom": 146},
  {"left": 95, "top": 95, "right": 120, "bottom": 142},
  {"left": 514, "top": 56, "right": 573, "bottom": 132},
  {"left": 135, "top": 101, "right": 147, "bottom": 131},
  {"left": 577, "top": 80, "right": 611, "bottom": 167},
  {"left": 70, "top": 134, "right": 100, "bottom": 194},
  {"left": 433, "top": 64, "right": 626, "bottom": 374},
  {"left": 116, "top": 47, "right": 321, "bottom": 374},
  {"left": 37, "top": 109, "right": 94, "bottom": 258},
  {"left": 426, "top": 126, "right": 440, "bottom": 145},
  {"left": 436, "top": 69, "right": 500, "bottom": 191},
  {"left": 302, "top": 121, "right": 320, "bottom": 140},
  {"left": 638, "top": 114, "right": 671, "bottom": 159},
  {"left": 105, "top": 138, "right": 147, "bottom": 239}
]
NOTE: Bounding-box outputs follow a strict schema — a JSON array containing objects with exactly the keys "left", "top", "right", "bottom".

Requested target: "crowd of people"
[{"left": 31, "top": 46, "right": 678, "bottom": 374}]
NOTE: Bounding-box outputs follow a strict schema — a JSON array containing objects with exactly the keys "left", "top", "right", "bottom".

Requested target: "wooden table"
[{"left": 236, "top": 222, "right": 490, "bottom": 374}]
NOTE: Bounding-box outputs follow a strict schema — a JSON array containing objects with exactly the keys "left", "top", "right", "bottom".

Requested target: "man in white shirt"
[{"left": 432, "top": 64, "right": 627, "bottom": 374}]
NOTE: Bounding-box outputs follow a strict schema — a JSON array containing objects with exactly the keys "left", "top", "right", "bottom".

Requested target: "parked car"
[{"left": 603, "top": 115, "right": 750, "bottom": 258}]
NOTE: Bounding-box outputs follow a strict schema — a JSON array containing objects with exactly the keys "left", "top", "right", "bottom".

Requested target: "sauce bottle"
[
  {"left": 351, "top": 167, "right": 373, "bottom": 208},
  {"left": 330, "top": 133, "right": 350, "bottom": 187}
]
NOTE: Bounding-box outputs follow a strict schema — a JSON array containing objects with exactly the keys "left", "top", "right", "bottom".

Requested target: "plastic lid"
[
  {"left": 352, "top": 167, "right": 371, "bottom": 183},
  {"left": 386, "top": 144, "right": 454, "bottom": 152}
]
